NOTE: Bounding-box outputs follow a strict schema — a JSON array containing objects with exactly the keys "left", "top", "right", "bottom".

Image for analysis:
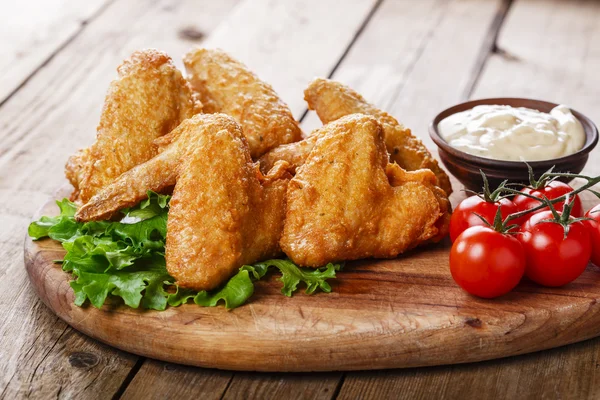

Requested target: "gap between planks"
[
  {"left": 111, "top": 358, "right": 145, "bottom": 400},
  {"left": 297, "top": 0, "right": 385, "bottom": 122},
  {"left": 0, "top": 0, "right": 116, "bottom": 110},
  {"left": 461, "top": 0, "right": 514, "bottom": 100}
]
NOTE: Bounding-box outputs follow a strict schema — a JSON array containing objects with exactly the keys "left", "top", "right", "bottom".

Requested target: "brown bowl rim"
[{"left": 428, "top": 97, "right": 599, "bottom": 170}]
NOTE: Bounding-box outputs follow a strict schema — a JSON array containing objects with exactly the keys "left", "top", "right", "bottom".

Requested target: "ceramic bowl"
[{"left": 429, "top": 98, "right": 599, "bottom": 192}]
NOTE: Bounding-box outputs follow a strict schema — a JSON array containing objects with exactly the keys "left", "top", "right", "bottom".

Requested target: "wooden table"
[{"left": 2, "top": 0, "right": 600, "bottom": 398}]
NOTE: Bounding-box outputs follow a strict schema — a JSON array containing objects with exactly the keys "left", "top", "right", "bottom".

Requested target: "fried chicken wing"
[
  {"left": 183, "top": 48, "right": 302, "bottom": 158},
  {"left": 280, "top": 114, "right": 450, "bottom": 267},
  {"left": 68, "top": 49, "right": 201, "bottom": 203},
  {"left": 303, "top": 78, "right": 452, "bottom": 194},
  {"left": 75, "top": 114, "right": 291, "bottom": 222},
  {"left": 163, "top": 115, "right": 290, "bottom": 290}
]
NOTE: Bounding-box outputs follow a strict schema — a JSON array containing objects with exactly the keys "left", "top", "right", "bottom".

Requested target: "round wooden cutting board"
[{"left": 24, "top": 189, "right": 600, "bottom": 372}]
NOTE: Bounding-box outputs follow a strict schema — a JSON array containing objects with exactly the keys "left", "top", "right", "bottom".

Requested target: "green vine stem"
[{"left": 502, "top": 173, "right": 600, "bottom": 224}]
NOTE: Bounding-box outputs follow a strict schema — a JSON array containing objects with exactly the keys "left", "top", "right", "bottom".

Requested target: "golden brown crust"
[
  {"left": 164, "top": 114, "right": 290, "bottom": 290},
  {"left": 257, "top": 135, "right": 319, "bottom": 175},
  {"left": 280, "top": 114, "right": 450, "bottom": 267},
  {"left": 304, "top": 78, "right": 452, "bottom": 195},
  {"left": 75, "top": 114, "right": 238, "bottom": 222},
  {"left": 64, "top": 148, "right": 90, "bottom": 202},
  {"left": 72, "top": 49, "right": 200, "bottom": 203},
  {"left": 183, "top": 48, "right": 302, "bottom": 158}
]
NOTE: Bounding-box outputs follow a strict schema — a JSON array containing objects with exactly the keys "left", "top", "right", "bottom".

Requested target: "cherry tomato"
[
  {"left": 450, "top": 226, "right": 526, "bottom": 298},
  {"left": 449, "top": 196, "right": 518, "bottom": 242},
  {"left": 513, "top": 181, "right": 583, "bottom": 218},
  {"left": 583, "top": 204, "right": 600, "bottom": 267},
  {"left": 518, "top": 211, "right": 591, "bottom": 287}
]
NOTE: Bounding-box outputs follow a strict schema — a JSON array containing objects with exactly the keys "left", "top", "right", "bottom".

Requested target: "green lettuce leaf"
[
  {"left": 167, "top": 269, "right": 255, "bottom": 309},
  {"left": 242, "top": 260, "right": 341, "bottom": 296},
  {"left": 28, "top": 191, "right": 340, "bottom": 310},
  {"left": 28, "top": 199, "right": 78, "bottom": 240},
  {"left": 121, "top": 191, "right": 171, "bottom": 223}
]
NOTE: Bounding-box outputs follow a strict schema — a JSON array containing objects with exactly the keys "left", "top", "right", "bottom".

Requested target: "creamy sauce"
[{"left": 438, "top": 104, "right": 585, "bottom": 161}]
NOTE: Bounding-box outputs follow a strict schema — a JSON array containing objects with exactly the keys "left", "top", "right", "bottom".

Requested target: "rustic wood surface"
[{"left": 2, "top": 0, "right": 600, "bottom": 398}]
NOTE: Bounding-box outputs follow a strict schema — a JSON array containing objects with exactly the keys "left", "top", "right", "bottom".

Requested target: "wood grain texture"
[
  {"left": 300, "top": 0, "right": 506, "bottom": 206},
  {"left": 203, "top": 0, "right": 380, "bottom": 118},
  {"left": 338, "top": 335, "right": 600, "bottom": 399},
  {"left": 0, "top": 0, "right": 238, "bottom": 397},
  {"left": 221, "top": 372, "right": 342, "bottom": 400},
  {"left": 121, "top": 361, "right": 233, "bottom": 400},
  {"left": 0, "top": 328, "right": 137, "bottom": 399},
  {"left": 339, "top": 354, "right": 600, "bottom": 399},
  {"left": 0, "top": 0, "right": 110, "bottom": 104},
  {"left": 24, "top": 187, "right": 600, "bottom": 372}
]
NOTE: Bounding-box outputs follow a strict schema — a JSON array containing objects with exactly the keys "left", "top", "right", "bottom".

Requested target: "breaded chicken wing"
[
  {"left": 280, "top": 114, "right": 450, "bottom": 267},
  {"left": 303, "top": 78, "right": 452, "bottom": 194},
  {"left": 183, "top": 48, "right": 302, "bottom": 158},
  {"left": 67, "top": 49, "right": 201, "bottom": 203},
  {"left": 166, "top": 114, "right": 291, "bottom": 290},
  {"left": 75, "top": 114, "right": 291, "bottom": 223}
]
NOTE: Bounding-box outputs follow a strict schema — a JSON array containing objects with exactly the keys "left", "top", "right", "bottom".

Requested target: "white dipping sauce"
[{"left": 438, "top": 104, "right": 585, "bottom": 161}]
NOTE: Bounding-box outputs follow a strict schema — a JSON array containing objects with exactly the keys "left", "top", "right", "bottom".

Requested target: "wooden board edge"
[{"left": 21, "top": 194, "right": 600, "bottom": 372}]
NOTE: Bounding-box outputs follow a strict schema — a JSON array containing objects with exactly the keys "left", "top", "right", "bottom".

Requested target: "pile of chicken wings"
[{"left": 68, "top": 48, "right": 451, "bottom": 291}]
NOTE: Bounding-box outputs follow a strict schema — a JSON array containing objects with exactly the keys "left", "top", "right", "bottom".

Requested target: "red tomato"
[
  {"left": 450, "top": 226, "right": 525, "bottom": 298},
  {"left": 449, "top": 196, "right": 518, "bottom": 242},
  {"left": 518, "top": 211, "right": 591, "bottom": 287},
  {"left": 513, "top": 181, "right": 583, "bottom": 218},
  {"left": 583, "top": 204, "right": 600, "bottom": 267}
]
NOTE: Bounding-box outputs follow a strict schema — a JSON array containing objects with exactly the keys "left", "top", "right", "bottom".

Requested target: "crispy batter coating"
[
  {"left": 76, "top": 114, "right": 244, "bottom": 221},
  {"left": 67, "top": 49, "right": 201, "bottom": 203},
  {"left": 280, "top": 114, "right": 450, "bottom": 267},
  {"left": 165, "top": 115, "right": 291, "bottom": 290},
  {"left": 258, "top": 134, "right": 319, "bottom": 175},
  {"left": 75, "top": 114, "right": 292, "bottom": 220},
  {"left": 64, "top": 148, "right": 90, "bottom": 200},
  {"left": 303, "top": 78, "right": 452, "bottom": 195},
  {"left": 183, "top": 48, "right": 302, "bottom": 158}
]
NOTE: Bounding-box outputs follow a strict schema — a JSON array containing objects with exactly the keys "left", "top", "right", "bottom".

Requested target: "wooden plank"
[
  {"left": 203, "top": 0, "right": 380, "bottom": 118},
  {"left": 121, "top": 361, "right": 233, "bottom": 400},
  {"left": 301, "top": 0, "right": 507, "bottom": 205},
  {"left": 337, "top": 337, "right": 600, "bottom": 399},
  {"left": 1, "top": 326, "right": 137, "bottom": 399},
  {"left": 0, "top": 0, "right": 237, "bottom": 397},
  {"left": 339, "top": 0, "right": 600, "bottom": 398},
  {"left": 0, "top": 0, "right": 110, "bottom": 104},
  {"left": 222, "top": 373, "right": 342, "bottom": 400}
]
